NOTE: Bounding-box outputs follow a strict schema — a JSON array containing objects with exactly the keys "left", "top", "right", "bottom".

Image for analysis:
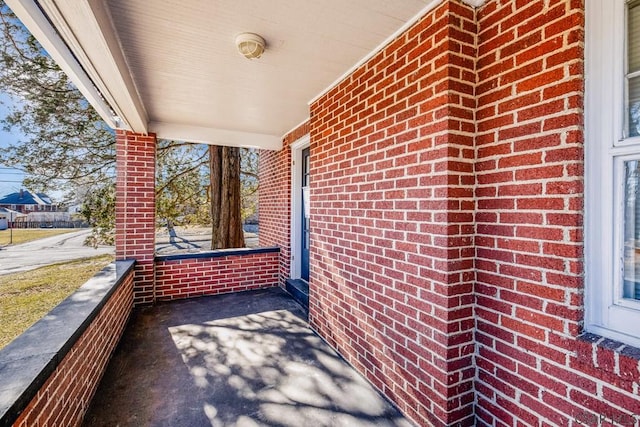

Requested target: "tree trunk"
[
  {"left": 167, "top": 219, "right": 176, "bottom": 243},
  {"left": 209, "top": 145, "right": 245, "bottom": 249}
]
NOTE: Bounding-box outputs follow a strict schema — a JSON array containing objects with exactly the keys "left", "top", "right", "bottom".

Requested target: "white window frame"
[
  {"left": 289, "top": 134, "right": 310, "bottom": 280},
  {"left": 586, "top": 0, "right": 640, "bottom": 347}
]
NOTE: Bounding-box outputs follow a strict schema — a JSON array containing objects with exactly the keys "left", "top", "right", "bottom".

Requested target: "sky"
[{"left": 0, "top": 93, "right": 25, "bottom": 198}]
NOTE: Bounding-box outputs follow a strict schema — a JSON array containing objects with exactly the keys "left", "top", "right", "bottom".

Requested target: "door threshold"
[{"left": 285, "top": 278, "right": 309, "bottom": 311}]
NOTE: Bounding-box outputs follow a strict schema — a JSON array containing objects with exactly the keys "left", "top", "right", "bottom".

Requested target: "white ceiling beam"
[
  {"left": 149, "top": 122, "right": 283, "bottom": 150},
  {"left": 4, "top": 0, "right": 119, "bottom": 129},
  {"left": 36, "top": 0, "right": 148, "bottom": 133}
]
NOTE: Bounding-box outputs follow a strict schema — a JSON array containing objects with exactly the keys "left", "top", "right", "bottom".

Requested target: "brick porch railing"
[
  {"left": 0, "top": 261, "right": 135, "bottom": 427},
  {"left": 0, "top": 245, "right": 282, "bottom": 427}
]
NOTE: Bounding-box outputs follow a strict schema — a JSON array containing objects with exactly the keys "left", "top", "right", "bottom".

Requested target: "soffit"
[{"left": 35, "top": 0, "right": 435, "bottom": 149}]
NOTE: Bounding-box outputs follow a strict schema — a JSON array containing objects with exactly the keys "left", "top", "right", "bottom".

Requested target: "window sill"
[{"left": 574, "top": 332, "right": 640, "bottom": 379}]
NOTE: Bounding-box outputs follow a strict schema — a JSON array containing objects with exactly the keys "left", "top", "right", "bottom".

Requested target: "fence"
[{"left": 6, "top": 220, "right": 89, "bottom": 229}]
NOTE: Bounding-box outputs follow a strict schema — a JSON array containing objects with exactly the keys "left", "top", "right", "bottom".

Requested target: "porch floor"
[{"left": 83, "top": 287, "right": 413, "bottom": 427}]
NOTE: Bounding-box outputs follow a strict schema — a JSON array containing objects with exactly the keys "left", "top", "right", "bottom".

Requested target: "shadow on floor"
[{"left": 83, "top": 287, "right": 413, "bottom": 427}]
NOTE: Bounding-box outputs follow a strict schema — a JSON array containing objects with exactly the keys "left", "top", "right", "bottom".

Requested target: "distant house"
[
  {"left": 0, "top": 207, "right": 23, "bottom": 230},
  {"left": 67, "top": 203, "right": 83, "bottom": 215},
  {"left": 0, "top": 189, "right": 58, "bottom": 214},
  {"left": 0, "top": 208, "right": 22, "bottom": 221}
]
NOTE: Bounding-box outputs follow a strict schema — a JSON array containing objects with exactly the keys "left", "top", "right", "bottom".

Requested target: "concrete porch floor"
[{"left": 83, "top": 287, "right": 414, "bottom": 427}]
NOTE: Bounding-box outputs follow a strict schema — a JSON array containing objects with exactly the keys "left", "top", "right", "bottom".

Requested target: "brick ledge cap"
[{"left": 155, "top": 246, "right": 280, "bottom": 262}]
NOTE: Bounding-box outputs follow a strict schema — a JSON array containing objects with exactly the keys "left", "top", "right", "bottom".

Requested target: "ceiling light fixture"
[{"left": 235, "top": 33, "right": 266, "bottom": 60}]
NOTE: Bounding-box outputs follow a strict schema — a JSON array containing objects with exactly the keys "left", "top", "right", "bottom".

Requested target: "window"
[{"left": 586, "top": 0, "right": 640, "bottom": 347}]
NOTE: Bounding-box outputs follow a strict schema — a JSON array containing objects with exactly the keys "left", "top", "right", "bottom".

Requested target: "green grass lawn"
[
  {"left": 0, "top": 228, "right": 78, "bottom": 246},
  {"left": 0, "top": 254, "right": 115, "bottom": 349}
]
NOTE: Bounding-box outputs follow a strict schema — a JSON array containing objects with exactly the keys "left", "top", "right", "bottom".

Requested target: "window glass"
[
  {"left": 623, "top": 160, "right": 640, "bottom": 299},
  {"left": 630, "top": 77, "right": 640, "bottom": 137}
]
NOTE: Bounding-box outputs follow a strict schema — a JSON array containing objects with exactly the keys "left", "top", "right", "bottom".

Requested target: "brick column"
[{"left": 115, "top": 130, "right": 156, "bottom": 304}]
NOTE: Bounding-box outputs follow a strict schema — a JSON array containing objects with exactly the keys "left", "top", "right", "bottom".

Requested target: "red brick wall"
[
  {"left": 13, "top": 267, "right": 134, "bottom": 427},
  {"left": 475, "top": 0, "right": 640, "bottom": 425},
  {"left": 256, "top": 1, "right": 640, "bottom": 425},
  {"left": 259, "top": 121, "right": 310, "bottom": 286},
  {"left": 308, "top": 1, "right": 476, "bottom": 425},
  {"left": 155, "top": 250, "right": 280, "bottom": 301},
  {"left": 115, "top": 130, "right": 156, "bottom": 305}
]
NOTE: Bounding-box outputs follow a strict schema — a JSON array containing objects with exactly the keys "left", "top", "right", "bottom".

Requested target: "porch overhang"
[{"left": 5, "top": 0, "right": 441, "bottom": 151}]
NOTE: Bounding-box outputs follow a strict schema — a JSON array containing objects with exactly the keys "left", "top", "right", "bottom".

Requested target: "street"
[
  {"left": 0, "top": 229, "right": 114, "bottom": 276},
  {"left": 155, "top": 225, "right": 259, "bottom": 255}
]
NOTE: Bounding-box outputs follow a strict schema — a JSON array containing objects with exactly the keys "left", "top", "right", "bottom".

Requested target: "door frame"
[{"left": 290, "top": 134, "right": 310, "bottom": 280}]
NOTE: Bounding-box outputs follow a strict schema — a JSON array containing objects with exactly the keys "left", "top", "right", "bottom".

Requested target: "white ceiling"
[{"left": 12, "top": 0, "right": 436, "bottom": 149}]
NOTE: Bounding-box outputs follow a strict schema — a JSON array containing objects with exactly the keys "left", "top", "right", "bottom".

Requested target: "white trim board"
[
  {"left": 289, "top": 134, "right": 310, "bottom": 280},
  {"left": 5, "top": 0, "right": 120, "bottom": 129}
]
